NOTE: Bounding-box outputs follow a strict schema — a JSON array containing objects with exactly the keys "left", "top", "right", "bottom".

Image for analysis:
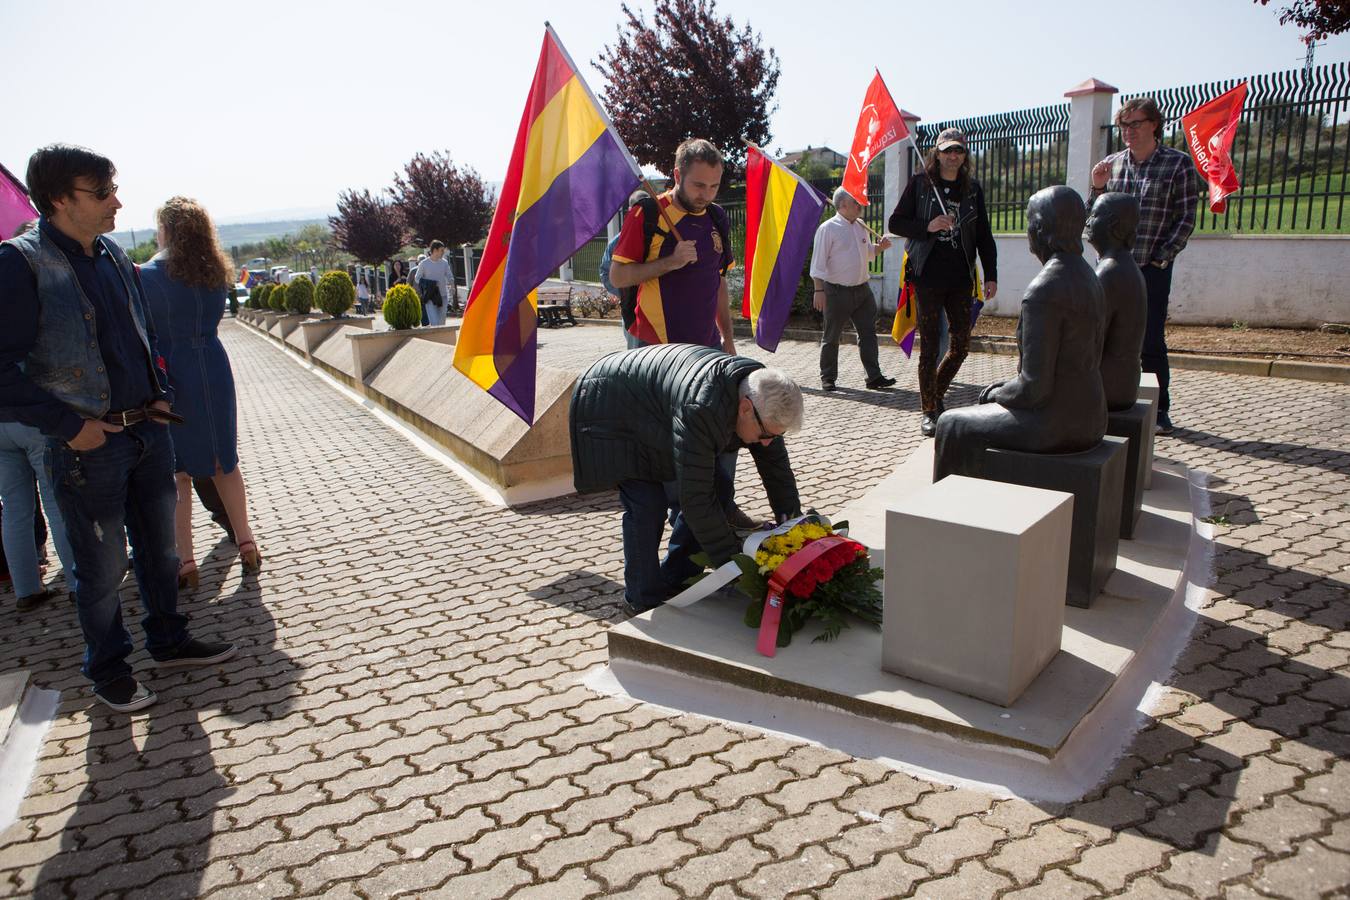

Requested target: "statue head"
[
  {"left": 1026, "top": 185, "right": 1086, "bottom": 260},
  {"left": 1085, "top": 192, "right": 1140, "bottom": 254}
]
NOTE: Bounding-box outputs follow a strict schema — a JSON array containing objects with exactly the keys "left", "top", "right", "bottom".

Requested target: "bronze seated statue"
[
  {"left": 1087, "top": 192, "right": 1147, "bottom": 412},
  {"left": 934, "top": 186, "right": 1108, "bottom": 481}
]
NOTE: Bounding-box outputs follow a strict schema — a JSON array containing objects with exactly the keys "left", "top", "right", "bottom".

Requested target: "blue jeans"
[
  {"left": 619, "top": 463, "right": 735, "bottom": 612},
  {"left": 0, "top": 421, "right": 75, "bottom": 597},
  {"left": 1141, "top": 263, "right": 1174, "bottom": 414},
  {"left": 48, "top": 423, "right": 189, "bottom": 689}
]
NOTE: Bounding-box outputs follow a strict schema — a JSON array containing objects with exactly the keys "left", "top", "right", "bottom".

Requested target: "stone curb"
[{"left": 573, "top": 318, "right": 1350, "bottom": 384}]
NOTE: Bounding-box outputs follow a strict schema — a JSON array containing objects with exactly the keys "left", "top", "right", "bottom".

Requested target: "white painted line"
[{"left": 0, "top": 687, "right": 60, "bottom": 833}]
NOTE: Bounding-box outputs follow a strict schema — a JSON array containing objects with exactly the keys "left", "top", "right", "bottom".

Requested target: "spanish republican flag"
[
  {"left": 453, "top": 25, "right": 642, "bottom": 424},
  {"left": 890, "top": 253, "right": 918, "bottom": 357},
  {"left": 0, "top": 163, "right": 38, "bottom": 241},
  {"left": 740, "top": 145, "right": 826, "bottom": 353}
]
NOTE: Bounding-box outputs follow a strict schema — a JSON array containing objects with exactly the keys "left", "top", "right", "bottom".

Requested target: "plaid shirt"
[{"left": 1090, "top": 144, "right": 1201, "bottom": 267}]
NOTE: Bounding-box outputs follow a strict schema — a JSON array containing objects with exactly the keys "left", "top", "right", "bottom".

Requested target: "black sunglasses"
[{"left": 73, "top": 183, "right": 119, "bottom": 201}]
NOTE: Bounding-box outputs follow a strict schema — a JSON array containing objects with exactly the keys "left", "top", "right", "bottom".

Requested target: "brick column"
[{"left": 1064, "top": 78, "right": 1118, "bottom": 201}]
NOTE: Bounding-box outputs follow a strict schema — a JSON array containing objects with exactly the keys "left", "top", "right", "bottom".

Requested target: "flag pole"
[
  {"left": 904, "top": 133, "right": 949, "bottom": 217},
  {"left": 640, "top": 178, "right": 683, "bottom": 241}
]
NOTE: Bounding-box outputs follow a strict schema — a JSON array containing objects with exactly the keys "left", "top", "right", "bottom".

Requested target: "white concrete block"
[
  {"left": 882, "top": 475, "right": 1072, "bottom": 707},
  {"left": 1139, "top": 372, "right": 1160, "bottom": 488}
]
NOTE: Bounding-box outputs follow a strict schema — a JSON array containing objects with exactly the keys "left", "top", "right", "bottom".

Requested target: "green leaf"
[{"left": 744, "top": 600, "right": 764, "bottom": 628}]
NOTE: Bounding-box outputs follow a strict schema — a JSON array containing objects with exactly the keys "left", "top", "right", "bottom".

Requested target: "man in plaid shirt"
[{"left": 1089, "top": 97, "right": 1201, "bottom": 435}]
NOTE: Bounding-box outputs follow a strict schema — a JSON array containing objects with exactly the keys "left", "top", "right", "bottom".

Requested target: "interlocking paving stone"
[{"left": 0, "top": 320, "right": 1345, "bottom": 896}]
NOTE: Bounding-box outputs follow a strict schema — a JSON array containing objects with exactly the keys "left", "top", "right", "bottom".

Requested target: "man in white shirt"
[{"left": 810, "top": 187, "right": 895, "bottom": 391}]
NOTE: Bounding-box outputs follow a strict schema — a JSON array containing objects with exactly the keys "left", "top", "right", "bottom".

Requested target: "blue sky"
[{"left": 3, "top": 0, "right": 1345, "bottom": 232}]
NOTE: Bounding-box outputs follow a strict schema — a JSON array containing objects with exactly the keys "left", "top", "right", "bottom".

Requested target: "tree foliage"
[
  {"left": 390, "top": 151, "right": 493, "bottom": 248},
  {"left": 595, "top": 0, "right": 780, "bottom": 176},
  {"left": 382, "top": 283, "right": 422, "bottom": 330},
  {"left": 330, "top": 189, "right": 406, "bottom": 266},
  {"left": 1257, "top": 0, "right": 1350, "bottom": 38}
]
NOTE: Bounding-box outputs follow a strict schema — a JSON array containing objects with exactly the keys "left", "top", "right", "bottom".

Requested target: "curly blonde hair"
[{"left": 157, "top": 196, "right": 233, "bottom": 289}]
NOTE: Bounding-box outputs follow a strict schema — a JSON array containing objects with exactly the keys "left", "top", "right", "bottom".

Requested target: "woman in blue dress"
[{"left": 139, "top": 197, "right": 261, "bottom": 587}]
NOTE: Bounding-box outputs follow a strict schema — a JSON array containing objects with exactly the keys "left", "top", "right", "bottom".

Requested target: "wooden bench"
[{"left": 537, "top": 284, "right": 576, "bottom": 328}]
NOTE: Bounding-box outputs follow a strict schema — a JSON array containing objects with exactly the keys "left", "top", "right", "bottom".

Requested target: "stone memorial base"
[
  {"left": 882, "top": 476, "right": 1071, "bottom": 706},
  {"left": 1139, "top": 372, "right": 1160, "bottom": 488},
  {"left": 1107, "top": 401, "right": 1154, "bottom": 539},
  {"left": 601, "top": 453, "right": 1208, "bottom": 799},
  {"left": 978, "top": 438, "right": 1127, "bottom": 608}
]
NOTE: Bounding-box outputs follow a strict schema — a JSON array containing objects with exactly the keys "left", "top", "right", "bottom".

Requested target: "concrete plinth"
[
  {"left": 365, "top": 339, "right": 575, "bottom": 495},
  {"left": 294, "top": 316, "right": 373, "bottom": 357},
  {"left": 1107, "top": 402, "right": 1153, "bottom": 538},
  {"left": 604, "top": 460, "right": 1202, "bottom": 771},
  {"left": 979, "top": 437, "right": 1127, "bottom": 608},
  {"left": 882, "top": 476, "right": 1070, "bottom": 707},
  {"left": 1139, "top": 372, "right": 1160, "bottom": 488},
  {"left": 349, "top": 326, "right": 458, "bottom": 383}
]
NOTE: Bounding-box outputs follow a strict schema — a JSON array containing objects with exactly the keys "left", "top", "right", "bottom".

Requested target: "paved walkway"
[{"left": 0, "top": 320, "right": 1346, "bottom": 898}]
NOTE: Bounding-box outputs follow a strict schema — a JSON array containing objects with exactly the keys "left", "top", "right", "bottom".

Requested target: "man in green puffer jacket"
[{"left": 571, "top": 344, "right": 805, "bottom": 615}]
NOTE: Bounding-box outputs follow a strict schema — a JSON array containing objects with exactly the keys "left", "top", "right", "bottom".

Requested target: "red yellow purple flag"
[
  {"left": 0, "top": 163, "right": 38, "bottom": 241},
  {"left": 740, "top": 145, "right": 827, "bottom": 353},
  {"left": 452, "top": 25, "right": 642, "bottom": 424}
]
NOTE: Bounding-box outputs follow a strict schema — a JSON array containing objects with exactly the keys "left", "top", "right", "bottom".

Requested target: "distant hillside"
[{"left": 108, "top": 217, "right": 331, "bottom": 250}]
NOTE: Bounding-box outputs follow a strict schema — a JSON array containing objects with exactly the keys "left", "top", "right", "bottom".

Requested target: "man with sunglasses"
[
  {"left": 0, "top": 144, "right": 236, "bottom": 712},
  {"left": 1090, "top": 98, "right": 1202, "bottom": 436},
  {"left": 570, "top": 343, "right": 805, "bottom": 615}
]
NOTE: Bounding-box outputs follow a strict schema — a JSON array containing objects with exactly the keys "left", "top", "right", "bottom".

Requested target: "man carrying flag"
[
  {"left": 1090, "top": 97, "right": 1202, "bottom": 436},
  {"left": 610, "top": 138, "right": 735, "bottom": 355},
  {"left": 811, "top": 187, "right": 894, "bottom": 391}
]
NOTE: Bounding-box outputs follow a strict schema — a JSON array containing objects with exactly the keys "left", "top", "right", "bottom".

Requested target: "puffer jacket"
[{"left": 570, "top": 344, "right": 801, "bottom": 565}]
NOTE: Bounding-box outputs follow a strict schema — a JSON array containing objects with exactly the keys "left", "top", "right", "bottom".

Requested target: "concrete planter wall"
[
  {"left": 349, "top": 325, "right": 458, "bottom": 383},
  {"left": 294, "top": 316, "right": 374, "bottom": 358}
]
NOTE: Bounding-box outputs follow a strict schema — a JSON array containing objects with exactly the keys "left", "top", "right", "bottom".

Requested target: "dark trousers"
[
  {"left": 819, "top": 281, "right": 882, "bottom": 384},
  {"left": 619, "top": 463, "right": 735, "bottom": 613},
  {"left": 49, "top": 424, "right": 189, "bottom": 689},
  {"left": 1141, "top": 263, "right": 1174, "bottom": 414},
  {"left": 915, "top": 284, "right": 973, "bottom": 414}
]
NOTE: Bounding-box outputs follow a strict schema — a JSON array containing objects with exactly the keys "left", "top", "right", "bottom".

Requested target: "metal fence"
[
  {"left": 1106, "top": 61, "right": 1350, "bottom": 233},
  {"left": 913, "top": 102, "right": 1071, "bottom": 233}
]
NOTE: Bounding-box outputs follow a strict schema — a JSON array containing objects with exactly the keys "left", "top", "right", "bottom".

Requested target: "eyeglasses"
[
  {"left": 939, "top": 146, "right": 967, "bottom": 155},
  {"left": 73, "top": 183, "right": 119, "bottom": 201},
  {"left": 749, "top": 400, "right": 781, "bottom": 442},
  {"left": 1116, "top": 118, "right": 1152, "bottom": 132}
]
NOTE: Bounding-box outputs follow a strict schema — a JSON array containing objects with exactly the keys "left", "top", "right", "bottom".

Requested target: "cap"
[{"left": 936, "top": 128, "right": 967, "bottom": 151}]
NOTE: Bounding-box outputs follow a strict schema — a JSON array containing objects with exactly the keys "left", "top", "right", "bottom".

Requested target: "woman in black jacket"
[{"left": 888, "top": 128, "right": 998, "bottom": 437}]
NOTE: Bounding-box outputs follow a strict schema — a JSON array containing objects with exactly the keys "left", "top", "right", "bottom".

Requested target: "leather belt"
[{"left": 101, "top": 406, "right": 184, "bottom": 426}]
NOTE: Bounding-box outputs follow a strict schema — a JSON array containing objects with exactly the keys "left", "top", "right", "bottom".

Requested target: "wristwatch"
[{"left": 1153, "top": 259, "right": 1170, "bottom": 269}]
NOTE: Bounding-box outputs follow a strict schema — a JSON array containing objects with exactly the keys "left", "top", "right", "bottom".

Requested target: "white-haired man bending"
[{"left": 809, "top": 187, "right": 895, "bottom": 392}]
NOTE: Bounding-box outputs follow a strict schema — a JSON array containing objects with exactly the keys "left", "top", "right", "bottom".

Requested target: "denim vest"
[{"left": 2, "top": 228, "right": 155, "bottom": 419}]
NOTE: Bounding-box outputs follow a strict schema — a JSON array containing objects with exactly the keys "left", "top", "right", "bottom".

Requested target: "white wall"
[{"left": 973, "top": 234, "right": 1350, "bottom": 328}]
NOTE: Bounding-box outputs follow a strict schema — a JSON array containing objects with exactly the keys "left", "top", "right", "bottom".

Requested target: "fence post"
[
  {"left": 559, "top": 258, "right": 574, "bottom": 282},
  {"left": 881, "top": 110, "right": 921, "bottom": 311},
  {"left": 1064, "top": 78, "right": 1117, "bottom": 201}
]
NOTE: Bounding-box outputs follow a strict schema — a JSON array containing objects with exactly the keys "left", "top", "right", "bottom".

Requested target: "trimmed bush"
[
  {"left": 383, "top": 283, "right": 421, "bottom": 330},
  {"left": 316, "top": 271, "right": 356, "bottom": 318},
  {"left": 285, "top": 274, "right": 314, "bottom": 314},
  {"left": 269, "top": 281, "right": 288, "bottom": 312},
  {"left": 253, "top": 283, "right": 273, "bottom": 310}
]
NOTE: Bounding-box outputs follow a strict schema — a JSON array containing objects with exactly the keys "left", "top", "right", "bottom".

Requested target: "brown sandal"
[
  {"left": 238, "top": 541, "right": 263, "bottom": 575},
  {"left": 178, "top": 560, "right": 199, "bottom": 590}
]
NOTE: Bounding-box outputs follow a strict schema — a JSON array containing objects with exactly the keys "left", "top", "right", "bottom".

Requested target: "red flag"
[
  {"left": 842, "top": 71, "right": 909, "bottom": 205},
  {"left": 1181, "top": 82, "right": 1247, "bottom": 214},
  {"left": 0, "top": 163, "right": 38, "bottom": 241}
]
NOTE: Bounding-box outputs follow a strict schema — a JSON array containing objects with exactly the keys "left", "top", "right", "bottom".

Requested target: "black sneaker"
[
  {"left": 920, "top": 413, "right": 938, "bottom": 438},
  {"left": 1155, "top": 412, "right": 1175, "bottom": 436},
  {"left": 866, "top": 375, "right": 897, "bottom": 390},
  {"left": 821, "top": 380, "right": 836, "bottom": 392},
  {"left": 16, "top": 589, "right": 51, "bottom": 612},
  {"left": 153, "top": 638, "right": 238, "bottom": 669},
  {"left": 94, "top": 676, "right": 157, "bottom": 713}
]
